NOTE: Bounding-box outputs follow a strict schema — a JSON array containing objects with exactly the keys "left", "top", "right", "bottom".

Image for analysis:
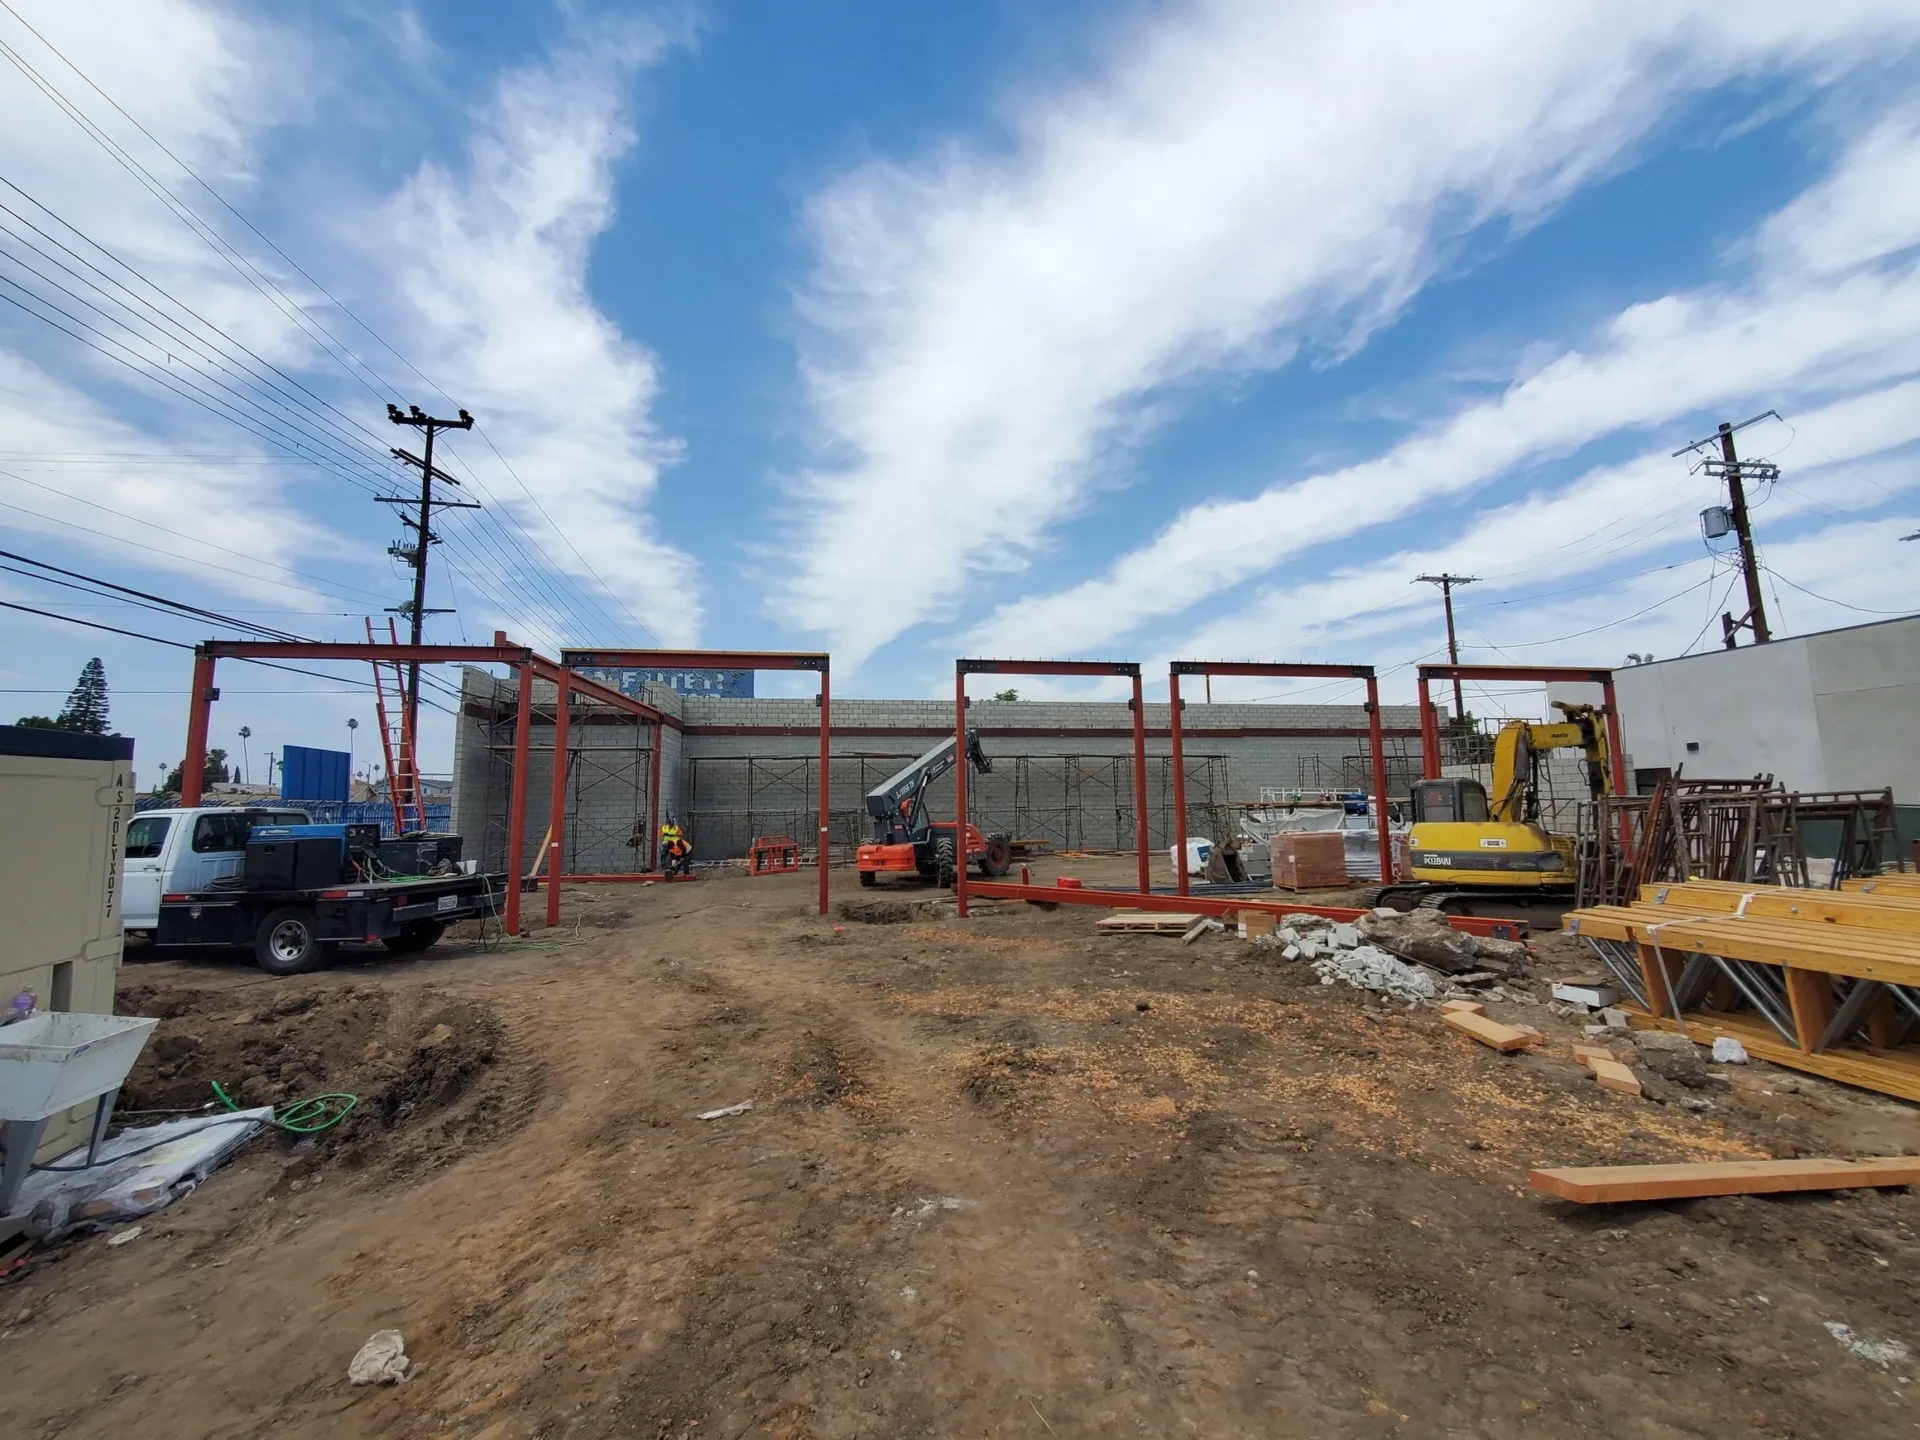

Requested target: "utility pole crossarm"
[
  {"left": 1414, "top": 573, "right": 1479, "bottom": 724},
  {"left": 1675, "top": 411, "right": 1776, "bottom": 648},
  {"left": 383, "top": 402, "right": 477, "bottom": 812}
]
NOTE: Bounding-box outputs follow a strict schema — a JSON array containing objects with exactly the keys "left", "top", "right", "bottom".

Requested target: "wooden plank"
[
  {"left": 1180, "top": 917, "right": 1211, "bottom": 946},
  {"left": 1588, "top": 1058, "right": 1642, "bottom": 1096},
  {"left": 1439, "top": 999, "right": 1485, "bottom": 1015},
  {"left": 1530, "top": 1156, "right": 1920, "bottom": 1204},
  {"left": 1442, "top": 1011, "right": 1535, "bottom": 1053},
  {"left": 1571, "top": 1042, "right": 1615, "bottom": 1065}
]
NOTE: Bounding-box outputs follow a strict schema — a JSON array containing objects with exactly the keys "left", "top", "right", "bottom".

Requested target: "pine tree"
[{"left": 54, "top": 658, "right": 110, "bottom": 734}]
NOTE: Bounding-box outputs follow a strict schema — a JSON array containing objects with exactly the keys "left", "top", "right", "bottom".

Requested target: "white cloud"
[
  {"left": 778, "top": 0, "right": 1920, "bottom": 666},
  {"left": 959, "top": 101, "right": 1920, "bottom": 661},
  {"left": 376, "top": 24, "right": 701, "bottom": 648}
]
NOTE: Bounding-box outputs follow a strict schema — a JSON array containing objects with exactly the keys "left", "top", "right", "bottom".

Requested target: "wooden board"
[
  {"left": 1530, "top": 1156, "right": 1920, "bottom": 1204},
  {"left": 1442, "top": 1011, "right": 1536, "bottom": 1053},
  {"left": 1439, "top": 999, "right": 1485, "bottom": 1015},
  {"left": 1180, "top": 917, "right": 1212, "bottom": 946},
  {"left": 1587, "top": 1058, "right": 1642, "bottom": 1097},
  {"left": 1570, "top": 1041, "right": 1615, "bottom": 1065}
]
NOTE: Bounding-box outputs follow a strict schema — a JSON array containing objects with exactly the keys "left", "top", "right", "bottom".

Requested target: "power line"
[
  {"left": 1762, "top": 565, "right": 1918, "bottom": 618},
  {"left": 0, "top": 9, "right": 650, "bottom": 646},
  {"left": 2, "top": 596, "right": 191, "bottom": 647}
]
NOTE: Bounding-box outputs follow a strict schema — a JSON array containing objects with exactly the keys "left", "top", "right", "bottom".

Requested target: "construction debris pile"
[
  {"left": 1251, "top": 908, "right": 1531, "bottom": 1006},
  {"left": 1568, "top": 874, "right": 1920, "bottom": 1103}
]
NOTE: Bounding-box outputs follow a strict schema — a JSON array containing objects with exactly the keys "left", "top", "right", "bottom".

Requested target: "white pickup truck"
[{"left": 121, "top": 805, "right": 312, "bottom": 934}]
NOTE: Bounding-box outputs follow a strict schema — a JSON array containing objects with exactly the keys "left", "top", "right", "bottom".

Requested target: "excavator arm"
[{"left": 1486, "top": 702, "right": 1610, "bottom": 822}]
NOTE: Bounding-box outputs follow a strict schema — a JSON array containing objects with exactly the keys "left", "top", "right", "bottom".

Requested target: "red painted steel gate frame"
[
  {"left": 1415, "top": 662, "right": 1630, "bottom": 859},
  {"left": 1168, "top": 662, "right": 1394, "bottom": 896},
  {"left": 953, "top": 658, "right": 1149, "bottom": 918},
  {"left": 177, "top": 637, "right": 665, "bottom": 937},
  {"left": 561, "top": 649, "right": 832, "bottom": 916}
]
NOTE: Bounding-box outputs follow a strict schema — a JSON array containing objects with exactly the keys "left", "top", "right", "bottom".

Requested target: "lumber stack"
[
  {"left": 1564, "top": 877, "right": 1920, "bottom": 1101},
  {"left": 1269, "top": 831, "right": 1347, "bottom": 891}
]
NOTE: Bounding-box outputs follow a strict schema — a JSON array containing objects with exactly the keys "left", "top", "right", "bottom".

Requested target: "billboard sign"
[{"left": 572, "top": 666, "right": 754, "bottom": 700}]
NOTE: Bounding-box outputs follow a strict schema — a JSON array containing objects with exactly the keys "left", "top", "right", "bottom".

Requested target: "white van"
[{"left": 122, "top": 806, "right": 311, "bottom": 934}]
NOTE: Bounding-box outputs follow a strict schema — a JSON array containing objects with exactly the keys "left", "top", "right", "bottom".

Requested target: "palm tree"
[{"left": 237, "top": 726, "right": 252, "bottom": 786}]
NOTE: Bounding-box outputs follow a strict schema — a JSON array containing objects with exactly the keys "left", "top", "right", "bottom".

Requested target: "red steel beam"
[
  {"left": 957, "top": 658, "right": 1141, "bottom": 677},
  {"left": 966, "top": 880, "right": 1527, "bottom": 940},
  {"left": 505, "top": 660, "right": 534, "bottom": 936},
  {"left": 204, "top": 640, "right": 527, "bottom": 665},
  {"left": 545, "top": 669, "right": 570, "bottom": 928},
  {"left": 1417, "top": 663, "right": 1614, "bottom": 685},
  {"left": 560, "top": 649, "right": 828, "bottom": 672},
  {"left": 955, "top": 658, "right": 1148, "bottom": 916},
  {"left": 1167, "top": 661, "right": 1394, "bottom": 895}
]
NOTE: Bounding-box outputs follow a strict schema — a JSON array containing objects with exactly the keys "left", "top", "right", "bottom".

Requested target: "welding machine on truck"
[
  {"left": 140, "top": 814, "right": 503, "bottom": 976},
  {"left": 856, "top": 730, "right": 1012, "bottom": 888}
]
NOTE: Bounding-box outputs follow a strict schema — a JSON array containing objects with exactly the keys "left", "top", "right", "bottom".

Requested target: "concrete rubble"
[{"left": 1252, "top": 907, "right": 1527, "bottom": 1006}]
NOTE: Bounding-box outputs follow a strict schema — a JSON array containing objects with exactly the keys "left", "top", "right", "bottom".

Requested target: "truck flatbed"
[{"left": 157, "top": 869, "right": 508, "bottom": 975}]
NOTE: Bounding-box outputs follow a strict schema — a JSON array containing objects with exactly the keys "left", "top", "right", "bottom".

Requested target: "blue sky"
[{"left": 2, "top": 1, "right": 1919, "bottom": 782}]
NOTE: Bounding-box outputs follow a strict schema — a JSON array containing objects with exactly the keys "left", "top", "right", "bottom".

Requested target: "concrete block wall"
[{"left": 452, "top": 680, "right": 1430, "bottom": 866}]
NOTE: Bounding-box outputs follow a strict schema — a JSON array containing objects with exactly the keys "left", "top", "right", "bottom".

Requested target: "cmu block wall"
[{"left": 452, "top": 673, "right": 1428, "bottom": 867}]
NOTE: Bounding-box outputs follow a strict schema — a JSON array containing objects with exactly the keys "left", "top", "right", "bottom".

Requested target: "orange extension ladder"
[{"left": 366, "top": 617, "right": 428, "bottom": 833}]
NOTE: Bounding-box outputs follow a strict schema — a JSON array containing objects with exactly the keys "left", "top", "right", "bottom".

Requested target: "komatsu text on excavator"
[
  {"left": 856, "top": 730, "right": 1013, "bottom": 888},
  {"left": 1375, "top": 701, "right": 1612, "bottom": 918}
]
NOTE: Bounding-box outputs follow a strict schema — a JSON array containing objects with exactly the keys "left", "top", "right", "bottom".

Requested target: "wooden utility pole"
[
  {"left": 1414, "top": 574, "right": 1478, "bottom": 721},
  {"left": 382, "top": 403, "right": 478, "bottom": 770},
  {"left": 1673, "top": 411, "right": 1778, "bottom": 648}
]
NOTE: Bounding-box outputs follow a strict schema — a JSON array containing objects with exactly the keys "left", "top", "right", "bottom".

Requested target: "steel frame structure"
[
  {"left": 561, "top": 649, "right": 832, "bottom": 915},
  {"left": 177, "top": 634, "right": 664, "bottom": 936},
  {"left": 1167, "top": 662, "right": 1393, "bottom": 896},
  {"left": 953, "top": 659, "right": 1150, "bottom": 918}
]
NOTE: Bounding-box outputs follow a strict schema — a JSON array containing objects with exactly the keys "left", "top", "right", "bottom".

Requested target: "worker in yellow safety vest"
[{"left": 659, "top": 815, "right": 692, "bottom": 877}]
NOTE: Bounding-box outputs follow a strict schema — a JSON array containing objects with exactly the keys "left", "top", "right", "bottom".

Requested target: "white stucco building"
[{"left": 1550, "top": 615, "right": 1920, "bottom": 801}]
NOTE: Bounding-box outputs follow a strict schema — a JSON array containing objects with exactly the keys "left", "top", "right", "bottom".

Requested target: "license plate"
[{"left": 437, "top": 894, "right": 459, "bottom": 912}]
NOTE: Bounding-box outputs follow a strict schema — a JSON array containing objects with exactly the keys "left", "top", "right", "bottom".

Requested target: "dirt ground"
[{"left": 6, "top": 856, "right": 1920, "bottom": 1439}]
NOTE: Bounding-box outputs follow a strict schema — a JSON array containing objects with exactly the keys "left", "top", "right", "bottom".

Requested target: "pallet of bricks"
[
  {"left": 1564, "top": 873, "right": 1920, "bottom": 1101},
  {"left": 1268, "top": 831, "right": 1347, "bottom": 891}
]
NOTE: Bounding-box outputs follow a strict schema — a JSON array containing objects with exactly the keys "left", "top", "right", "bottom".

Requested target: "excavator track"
[{"left": 1373, "top": 883, "right": 1574, "bottom": 929}]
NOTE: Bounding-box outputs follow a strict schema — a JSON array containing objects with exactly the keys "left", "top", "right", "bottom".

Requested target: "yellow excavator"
[{"left": 1375, "top": 702, "right": 1612, "bottom": 917}]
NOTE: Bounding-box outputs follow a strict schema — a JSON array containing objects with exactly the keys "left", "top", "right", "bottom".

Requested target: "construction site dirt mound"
[{"left": 113, "top": 980, "right": 534, "bottom": 1177}]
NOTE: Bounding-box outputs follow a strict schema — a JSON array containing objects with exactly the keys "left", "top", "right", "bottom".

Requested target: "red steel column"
[
  {"left": 817, "top": 665, "right": 832, "bottom": 915},
  {"left": 545, "top": 671, "right": 570, "bottom": 927},
  {"left": 1418, "top": 674, "right": 1440, "bottom": 779},
  {"left": 1131, "top": 672, "right": 1150, "bottom": 895},
  {"left": 649, "top": 719, "right": 663, "bottom": 873},
  {"left": 1168, "top": 671, "right": 1189, "bottom": 897},
  {"left": 505, "top": 660, "right": 534, "bottom": 936},
  {"left": 954, "top": 668, "right": 969, "bottom": 918},
  {"left": 1366, "top": 674, "right": 1393, "bottom": 884},
  {"left": 180, "top": 650, "right": 216, "bottom": 806}
]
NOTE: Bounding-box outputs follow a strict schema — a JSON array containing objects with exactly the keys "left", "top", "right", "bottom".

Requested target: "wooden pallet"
[{"left": 1096, "top": 911, "right": 1207, "bottom": 934}]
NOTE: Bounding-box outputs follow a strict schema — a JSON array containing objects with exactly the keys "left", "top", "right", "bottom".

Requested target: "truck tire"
[
  {"left": 981, "top": 837, "right": 1012, "bottom": 877},
  {"left": 933, "top": 834, "right": 957, "bottom": 888},
  {"left": 254, "top": 907, "right": 332, "bottom": 976},
  {"left": 858, "top": 870, "right": 877, "bottom": 888},
  {"left": 382, "top": 920, "right": 446, "bottom": 955}
]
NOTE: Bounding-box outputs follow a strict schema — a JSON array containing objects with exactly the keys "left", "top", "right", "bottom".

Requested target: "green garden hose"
[{"left": 211, "top": 1079, "right": 358, "bottom": 1134}]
